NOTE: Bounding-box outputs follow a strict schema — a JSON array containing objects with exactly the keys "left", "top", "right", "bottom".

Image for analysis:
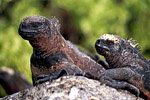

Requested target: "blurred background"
[{"left": 0, "top": 0, "right": 150, "bottom": 97}]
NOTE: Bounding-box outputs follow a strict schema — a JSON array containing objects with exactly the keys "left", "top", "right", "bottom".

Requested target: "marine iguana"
[
  {"left": 18, "top": 15, "right": 105, "bottom": 85},
  {"left": 92, "top": 34, "right": 150, "bottom": 99}
]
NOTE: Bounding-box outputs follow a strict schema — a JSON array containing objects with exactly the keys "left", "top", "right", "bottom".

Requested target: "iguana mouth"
[
  {"left": 95, "top": 39, "right": 110, "bottom": 50},
  {"left": 18, "top": 23, "right": 38, "bottom": 39},
  {"left": 18, "top": 29, "right": 36, "bottom": 39},
  {"left": 95, "top": 45, "right": 110, "bottom": 56}
]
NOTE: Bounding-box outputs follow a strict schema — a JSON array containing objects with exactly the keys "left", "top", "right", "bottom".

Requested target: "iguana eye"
[
  {"left": 114, "top": 39, "right": 120, "bottom": 44},
  {"left": 96, "top": 40, "right": 101, "bottom": 44},
  {"left": 107, "top": 40, "right": 113, "bottom": 45},
  {"left": 31, "top": 22, "right": 43, "bottom": 28}
]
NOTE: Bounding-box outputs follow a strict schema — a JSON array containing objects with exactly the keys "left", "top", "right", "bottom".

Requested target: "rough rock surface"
[{"left": 1, "top": 76, "right": 143, "bottom": 100}]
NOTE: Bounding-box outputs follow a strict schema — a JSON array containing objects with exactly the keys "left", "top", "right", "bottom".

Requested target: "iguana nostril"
[
  {"left": 96, "top": 39, "right": 101, "bottom": 46},
  {"left": 20, "top": 23, "right": 27, "bottom": 29}
]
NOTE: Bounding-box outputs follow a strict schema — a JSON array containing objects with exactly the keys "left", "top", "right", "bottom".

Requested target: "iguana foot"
[
  {"left": 35, "top": 63, "right": 84, "bottom": 85},
  {"left": 35, "top": 69, "right": 68, "bottom": 85}
]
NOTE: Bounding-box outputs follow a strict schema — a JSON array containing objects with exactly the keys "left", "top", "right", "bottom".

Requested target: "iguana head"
[
  {"left": 18, "top": 15, "right": 60, "bottom": 40},
  {"left": 95, "top": 34, "right": 140, "bottom": 66},
  {"left": 95, "top": 34, "right": 122, "bottom": 56},
  {"left": 18, "top": 15, "right": 63, "bottom": 57}
]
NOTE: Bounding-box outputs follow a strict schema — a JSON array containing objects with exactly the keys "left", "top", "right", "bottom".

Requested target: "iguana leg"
[
  {"left": 35, "top": 63, "right": 83, "bottom": 85},
  {"left": 100, "top": 76, "right": 140, "bottom": 97},
  {"left": 92, "top": 54, "right": 109, "bottom": 69},
  {"left": 83, "top": 68, "right": 140, "bottom": 98}
]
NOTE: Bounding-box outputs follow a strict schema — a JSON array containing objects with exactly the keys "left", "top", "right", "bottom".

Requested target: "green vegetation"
[{"left": 0, "top": 0, "right": 150, "bottom": 96}]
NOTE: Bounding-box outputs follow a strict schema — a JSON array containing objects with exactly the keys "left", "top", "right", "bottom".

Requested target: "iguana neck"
[
  {"left": 28, "top": 34, "right": 50, "bottom": 58},
  {"left": 29, "top": 34, "right": 66, "bottom": 59}
]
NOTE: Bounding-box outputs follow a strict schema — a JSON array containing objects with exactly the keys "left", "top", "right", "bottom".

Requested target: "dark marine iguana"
[
  {"left": 85, "top": 34, "right": 150, "bottom": 99},
  {"left": 18, "top": 15, "right": 105, "bottom": 85}
]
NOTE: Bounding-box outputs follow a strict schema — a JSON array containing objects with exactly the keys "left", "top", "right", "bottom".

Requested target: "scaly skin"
[
  {"left": 18, "top": 15, "right": 105, "bottom": 85},
  {"left": 94, "top": 34, "right": 150, "bottom": 99}
]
